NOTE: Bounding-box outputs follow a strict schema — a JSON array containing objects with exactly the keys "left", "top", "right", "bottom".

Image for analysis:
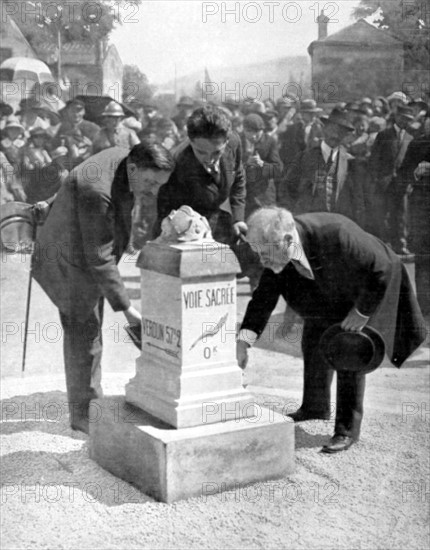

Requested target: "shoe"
[
  {"left": 287, "top": 408, "right": 331, "bottom": 422},
  {"left": 70, "top": 417, "right": 89, "bottom": 434},
  {"left": 321, "top": 434, "right": 354, "bottom": 453}
]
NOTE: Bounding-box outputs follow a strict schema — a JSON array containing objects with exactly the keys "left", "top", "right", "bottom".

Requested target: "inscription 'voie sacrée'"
[{"left": 183, "top": 287, "right": 235, "bottom": 309}]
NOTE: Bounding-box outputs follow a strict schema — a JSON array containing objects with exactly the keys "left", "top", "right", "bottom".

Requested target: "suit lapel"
[{"left": 295, "top": 220, "right": 322, "bottom": 273}]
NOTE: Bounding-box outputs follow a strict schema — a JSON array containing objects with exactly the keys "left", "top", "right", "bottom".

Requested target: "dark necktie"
[{"left": 325, "top": 149, "right": 337, "bottom": 211}]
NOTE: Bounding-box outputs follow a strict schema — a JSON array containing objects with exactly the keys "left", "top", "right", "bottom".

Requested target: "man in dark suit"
[
  {"left": 237, "top": 207, "right": 425, "bottom": 453},
  {"left": 239, "top": 113, "right": 283, "bottom": 289},
  {"left": 369, "top": 105, "right": 415, "bottom": 253},
  {"left": 280, "top": 108, "right": 366, "bottom": 229},
  {"left": 278, "top": 99, "right": 324, "bottom": 174},
  {"left": 157, "top": 105, "right": 247, "bottom": 244},
  {"left": 240, "top": 113, "right": 283, "bottom": 218},
  {"left": 32, "top": 143, "right": 174, "bottom": 433}
]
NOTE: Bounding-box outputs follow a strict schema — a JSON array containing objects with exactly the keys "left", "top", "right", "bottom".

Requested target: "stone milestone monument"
[{"left": 90, "top": 206, "right": 294, "bottom": 502}]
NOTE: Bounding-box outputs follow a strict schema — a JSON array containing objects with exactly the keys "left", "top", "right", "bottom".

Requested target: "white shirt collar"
[
  {"left": 289, "top": 227, "right": 314, "bottom": 278},
  {"left": 321, "top": 141, "right": 339, "bottom": 164},
  {"left": 204, "top": 158, "right": 220, "bottom": 174}
]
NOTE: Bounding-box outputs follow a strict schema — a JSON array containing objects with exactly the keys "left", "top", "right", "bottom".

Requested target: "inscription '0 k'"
[{"left": 183, "top": 287, "right": 235, "bottom": 309}]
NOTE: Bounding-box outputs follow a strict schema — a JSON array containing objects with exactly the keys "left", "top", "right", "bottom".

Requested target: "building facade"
[{"left": 308, "top": 17, "right": 405, "bottom": 104}]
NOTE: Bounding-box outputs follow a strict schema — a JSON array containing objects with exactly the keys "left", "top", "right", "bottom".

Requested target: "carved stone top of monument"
[
  {"left": 154, "top": 205, "right": 214, "bottom": 244},
  {"left": 137, "top": 205, "right": 240, "bottom": 278}
]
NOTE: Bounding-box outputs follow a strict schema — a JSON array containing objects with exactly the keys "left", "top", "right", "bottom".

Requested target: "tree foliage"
[
  {"left": 353, "top": 0, "right": 429, "bottom": 70},
  {"left": 122, "top": 64, "right": 155, "bottom": 104},
  {"left": 17, "top": 1, "right": 134, "bottom": 49}
]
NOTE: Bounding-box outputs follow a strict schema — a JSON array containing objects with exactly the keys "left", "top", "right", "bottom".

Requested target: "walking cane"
[{"left": 21, "top": 210, "right": 38, "bottom": 375}]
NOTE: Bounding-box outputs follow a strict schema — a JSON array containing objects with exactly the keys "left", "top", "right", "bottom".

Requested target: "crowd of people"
[
  {"left": 1, "top": 87, "right": 429, "bottom": 314},
  {"left": 2, "top": 82, "right": 426, "bottom": 448}
]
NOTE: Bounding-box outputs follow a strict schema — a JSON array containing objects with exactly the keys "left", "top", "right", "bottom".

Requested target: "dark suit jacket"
[
  {"left": 369, "top": 126, "right": 414, "bottom": 194},
  {"left": 32, "top": 147, "right": 132, "bottom": 322},
  {"left": 241, "top": 213, "right": 426, "bottom": 367},
  {"left": 240, "top": 132, "right": 283, "bottom": 217},
  {"left": 281, "top": 145, "right": 366, "bottom": 228},
  {"left": 157, "top": 132, "right": 246, "bottom": 228}
]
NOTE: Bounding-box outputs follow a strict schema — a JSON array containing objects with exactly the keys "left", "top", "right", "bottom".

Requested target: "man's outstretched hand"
[
  {"left": 236, "top": 340, "right": 249, "bottom": 369},
  {"left": 124, "top": 306, "right": 142, "bottom": 325},
  {"left": 232, "top": 221, "right": 248, "bottom": 238}
]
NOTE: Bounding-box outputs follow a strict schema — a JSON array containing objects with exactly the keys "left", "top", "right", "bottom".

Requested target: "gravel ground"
[{"left": 1, "top": 252, "right": 429, "bottom": 550}]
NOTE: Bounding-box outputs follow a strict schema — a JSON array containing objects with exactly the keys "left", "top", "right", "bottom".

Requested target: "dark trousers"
[
  {"left": 301, "top": 318, "right": 366, "bottom": 440},
  {"left": 59, "top": 298, "right": 104, "bottom": 421}
]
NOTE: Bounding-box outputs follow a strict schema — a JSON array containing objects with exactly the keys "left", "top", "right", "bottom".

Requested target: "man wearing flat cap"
[
  {"left": 280, "top": 108, "right": 366, "bottom": 228},
  {"left": 237, "top": 207, "right": 426, "bottom": 453}
]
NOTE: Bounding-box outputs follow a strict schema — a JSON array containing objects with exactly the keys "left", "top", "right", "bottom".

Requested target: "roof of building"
[
  {"left": 34, "top": 42, "right": 95, "bottom": 65},
  {"left": 309, "top": 19, "right": 403, "bottom": 54}
]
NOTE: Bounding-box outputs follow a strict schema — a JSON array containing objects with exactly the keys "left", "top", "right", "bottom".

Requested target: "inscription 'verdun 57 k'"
[{"left": 142, "top": 318, "right": 181, "bottom": 348}]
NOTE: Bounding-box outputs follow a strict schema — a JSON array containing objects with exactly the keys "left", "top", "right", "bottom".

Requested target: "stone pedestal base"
[
  {"left": 89, "top": 396, "right": 295, "bottom": 503},
  {"left": 125, "top": 358, "right": 257, "bottom": 428}
]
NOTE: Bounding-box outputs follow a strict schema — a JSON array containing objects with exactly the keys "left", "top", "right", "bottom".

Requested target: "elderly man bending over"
[{"left": 237, "top": 207, "right": 425, "bottom": 453}]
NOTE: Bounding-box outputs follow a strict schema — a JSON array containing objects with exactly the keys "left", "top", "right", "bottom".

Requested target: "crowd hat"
[
  {"left": 177, "top": 96, "right": 195, "bottom": 108},
  {"left": 322, "top": 108, "right": 355, "bottom": 131},
  {"left": 101, "top": 101, "right": 125, "bottom": 117},
  {"left": 0, "top": 101, "right": 13, "bottom": 117},
  {"left": 262, "top": 109, "right": 278, "bottom": 120},
  {"left": 4, "top": 116, "right": 25, "bottom": 133},
  {"left": 143, "top": 103, "right": 157, "bottom": 112},
  {"left": 344, "top": 102, "right": 367, "bottom": 114},
  {"left": 409, "top": 98, "right": 429, "bottom": 115},
  {"left": 29, "top": 127, "right": 50, "bottom": 138},
  {"left": 18, "top": 98, "right": 61, "bottom": 124},
  {"left": 368, "top": 116, "right": 387, "bottom": 133},
  {"left": 245, "top": 100, "right": 265, "bottom": 114},
  {"left": 50, "top": 146, "right": 68, "bottom": 160},
  {"left": 387, "top": 91, "right": 408, "bottom": 104},
  {"left": 64, "top": 98, "right": 86, "bottom": 109},
  {"left": 223, "top": 98, "right": 241, "bottom": 109},
  {"left": 319, "top": 324, "right": 385, "bottom": 374},
  {"left": 299, "top": 99, "right": 323, "bottom": 113},
  {"left": 276, "top": 97, "right": 294, "bottom": 109},
  {"left": 396, "top": 104, "right": 415, "bottom": 120},
  {"left": 243, "top": 113, "right": 265, "bottom": 131}
]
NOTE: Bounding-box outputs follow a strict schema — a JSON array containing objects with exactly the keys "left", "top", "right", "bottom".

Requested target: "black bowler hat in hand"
[{"left": 319, "top": 324, "right": 385, "bottom": 374}]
